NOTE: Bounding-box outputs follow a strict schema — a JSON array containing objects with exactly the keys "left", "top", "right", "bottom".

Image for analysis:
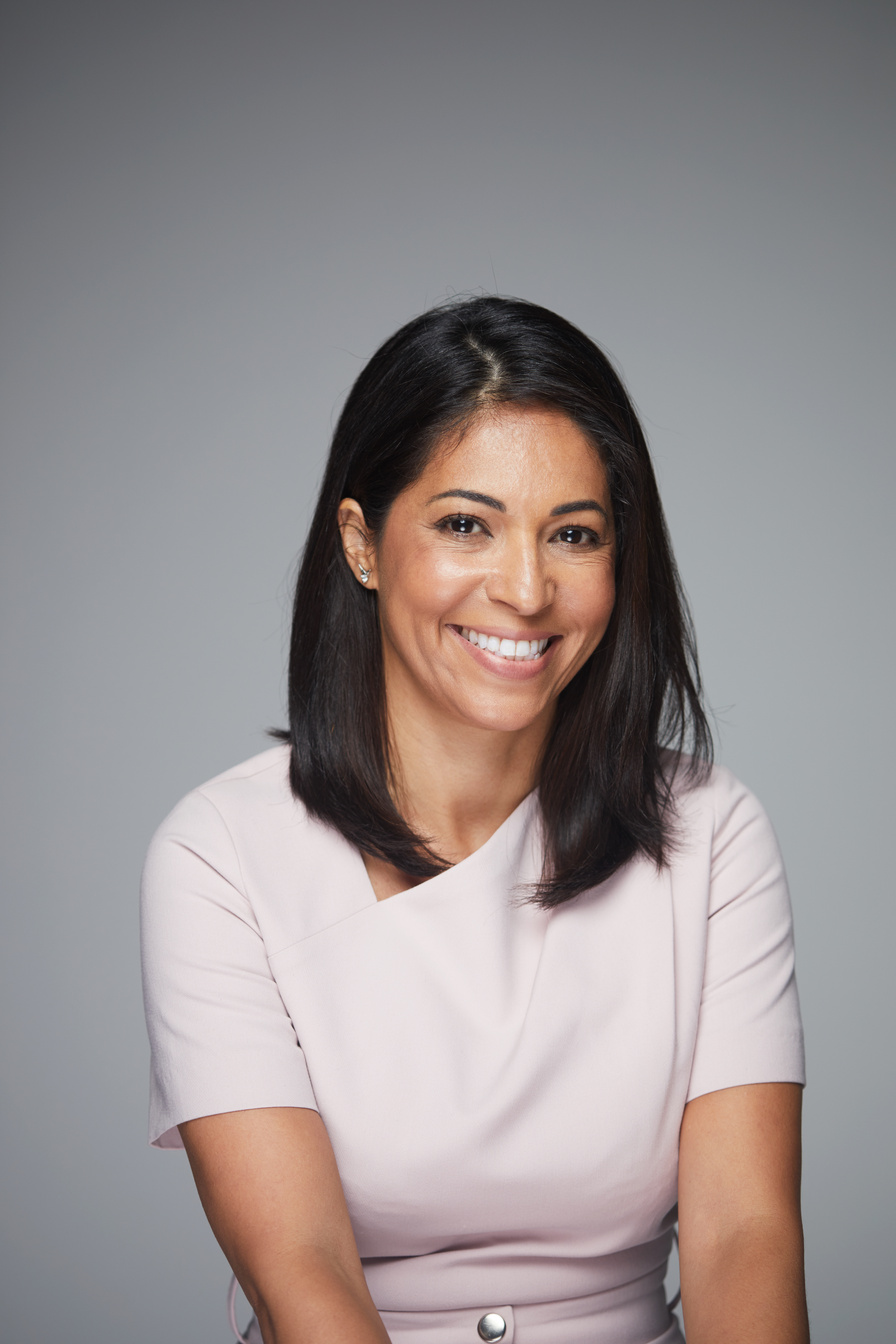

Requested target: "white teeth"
[{"left": 461, "top": 629, "right": 550, "bottom": 661}]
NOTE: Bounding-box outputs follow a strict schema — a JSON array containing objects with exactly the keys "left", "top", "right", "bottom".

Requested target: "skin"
[
  {"left": 678, "top": 1083, "right": 809, "bottom": 1343},
  {"left": 180, "top": 404, "right": 809, "bottom": 1342}
]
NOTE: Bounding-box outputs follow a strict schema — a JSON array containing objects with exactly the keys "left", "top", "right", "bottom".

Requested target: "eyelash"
[
  {"left": 437, "top": 514, "right": 486, "bottom": 537},
  {"left": 436, "top": 514, "right": 604, "bottom": 548}
]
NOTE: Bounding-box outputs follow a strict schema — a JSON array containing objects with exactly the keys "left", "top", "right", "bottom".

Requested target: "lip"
[
  {"left": 452, "top": 624, "right": 558, "bottom": 643},
  {"left": 447, "top": 624, "right": 560, "bottom": 681}
]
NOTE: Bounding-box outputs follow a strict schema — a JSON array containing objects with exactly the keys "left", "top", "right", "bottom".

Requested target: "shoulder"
[
  {"left": 142, "top": 745, "right": 306, "bottom": 915},
  {"left": 176, "top": 741, "right": 295, "bottom": 818},
  {"left": 659, "top": 755, "right": 789, "bottom": 927},
  {"left": 663, "top": 752, "right": 776, "bottom": 834},
  {"left": 143, "top": 744, "right": 369, "bottom": 953},
  {"left": 661, "top": 754, "right": 784, "bottom": 885},
  {"left": 147, "top": 744, "right": 297, "bottom": 852}
]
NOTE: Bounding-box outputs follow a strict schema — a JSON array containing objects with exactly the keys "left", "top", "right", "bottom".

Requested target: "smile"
[{"left": 459, "top": 628, "right": 552, "bottom": 661}]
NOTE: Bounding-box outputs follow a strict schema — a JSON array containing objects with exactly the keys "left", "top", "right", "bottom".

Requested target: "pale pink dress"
[{"left": 141, "top": 745, "right": 804, "bottom": 1344}]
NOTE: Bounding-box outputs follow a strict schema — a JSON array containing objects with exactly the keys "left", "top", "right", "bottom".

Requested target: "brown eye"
[
  {"left": 552, "top": 524, "right": 602, "bottom": 549},
  {"left": 441, "top": 514, "right": 483, "bottom": 535}
]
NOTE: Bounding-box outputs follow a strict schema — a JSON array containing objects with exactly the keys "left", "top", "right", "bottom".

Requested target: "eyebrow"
[
  {"left": 550, "top": 498, "right": 609, "bottom": 522},
  {"left": 427, "top": 489, "right": 609, "bottom": 524},
  {"left": 427, "top": 489, "right": 505, "bottom": 511}
]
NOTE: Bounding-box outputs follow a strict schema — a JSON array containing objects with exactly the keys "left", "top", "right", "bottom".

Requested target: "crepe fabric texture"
[{"left": 141, "top": 745, "right": 805, "bottom": 1344}]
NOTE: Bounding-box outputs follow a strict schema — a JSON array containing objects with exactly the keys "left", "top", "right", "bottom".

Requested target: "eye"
[
  {"left": 438, "top": 514, "right": 487, "bottom": 537},
  {"left": 553, "top": 525, "right": 600, "bottom": 547}
]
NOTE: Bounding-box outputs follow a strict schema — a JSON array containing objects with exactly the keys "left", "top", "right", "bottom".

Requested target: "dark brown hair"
[{"left": 277, "top": 296, "right": 711, "bottom": 906}]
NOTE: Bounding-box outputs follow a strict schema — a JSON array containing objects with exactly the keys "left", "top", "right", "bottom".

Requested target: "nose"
[{"left": 484, "top": 534, "right": 553, "bottom": 614}]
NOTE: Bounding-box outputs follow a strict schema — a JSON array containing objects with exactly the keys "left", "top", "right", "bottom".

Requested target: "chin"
[{"left": 451, "top": 696, "right": 549, "bottom": 735}]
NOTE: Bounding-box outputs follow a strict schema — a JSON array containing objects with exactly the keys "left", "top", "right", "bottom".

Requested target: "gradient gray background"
[{"left": 2, "top": 2, "right": 893, "bottom": 1340}]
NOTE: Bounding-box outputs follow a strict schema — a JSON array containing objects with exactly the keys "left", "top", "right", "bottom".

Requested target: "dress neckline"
[{"left": 352, "top": 790, "right": 539, "bottom": 909}]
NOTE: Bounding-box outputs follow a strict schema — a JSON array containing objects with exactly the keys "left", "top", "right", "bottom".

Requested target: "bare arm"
[
  {"left": 179, "top": 1107, "right": 391, "bottom": 1344},
  {"left": 678, "top": 1081, "right": 809, "bottom": 1344}
]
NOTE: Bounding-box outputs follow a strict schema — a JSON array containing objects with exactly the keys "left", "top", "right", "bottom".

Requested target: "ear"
[{"left": 337, "top": 498, "right": 378, "bottom": 590}]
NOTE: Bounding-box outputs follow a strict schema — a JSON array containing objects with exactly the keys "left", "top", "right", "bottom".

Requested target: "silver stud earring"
[{"left": 358, "top": 564, "right": 371, "bottom": 584}]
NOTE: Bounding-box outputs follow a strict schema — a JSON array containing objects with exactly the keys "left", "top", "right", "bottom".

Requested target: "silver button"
[{"left": 477, "top": 1314, "right": 507, "bottom": 1342}]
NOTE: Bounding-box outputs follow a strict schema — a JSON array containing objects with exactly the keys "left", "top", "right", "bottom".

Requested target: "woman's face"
[{"left": 341, "top": 404, "right": 617, "bottom": 738}]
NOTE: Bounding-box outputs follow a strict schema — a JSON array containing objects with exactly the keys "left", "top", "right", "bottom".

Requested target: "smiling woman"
[
  {"left": 280, "top": 299, "right": 711, "bottom": 905},
  {"left": 141, "top": 297, "right": 808, "bottom": 1344}
]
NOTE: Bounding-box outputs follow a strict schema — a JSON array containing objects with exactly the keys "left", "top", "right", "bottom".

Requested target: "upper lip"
[{"left": 450, "top": 624, "right": 559, "bottom": 642}]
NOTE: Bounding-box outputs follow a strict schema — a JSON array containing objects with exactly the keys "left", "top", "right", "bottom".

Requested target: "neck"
[{"left": 385, "top": 693, "right": 551, "bottom": 866}]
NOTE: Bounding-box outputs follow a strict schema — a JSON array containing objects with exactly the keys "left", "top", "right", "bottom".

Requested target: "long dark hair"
[{"left": 277, "top": 296, "right": 711, "bottom": 907}]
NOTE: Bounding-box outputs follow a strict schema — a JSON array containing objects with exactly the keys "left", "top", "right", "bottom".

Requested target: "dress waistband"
[{"left": 378, "top": 1282, "right": 683, "bottom": 1344}]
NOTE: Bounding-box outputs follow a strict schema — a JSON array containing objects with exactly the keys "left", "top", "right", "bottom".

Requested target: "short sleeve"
[
  {"left": 686, "top": 776, "right": 806, "bottom": 1102},
  {"left": 140, "top": 789, "right": 319, "bottom": 1148}
]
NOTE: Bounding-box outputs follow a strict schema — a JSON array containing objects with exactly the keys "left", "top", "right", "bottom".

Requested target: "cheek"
[
  {"left": 379, "top": 547, "right": 476, "bottom": 632},
  {"left": 571, "top": 571, "right": 616, "bottom": 643}
]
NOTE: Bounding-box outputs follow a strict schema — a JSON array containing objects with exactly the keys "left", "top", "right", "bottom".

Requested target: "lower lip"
[{"left": 448, "top": 626, "right": 559, "bottom": 681}]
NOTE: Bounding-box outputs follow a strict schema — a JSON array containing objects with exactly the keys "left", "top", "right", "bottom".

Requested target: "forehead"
[{"left": 418, "top": 404, "right": 609, "bottom": 502}]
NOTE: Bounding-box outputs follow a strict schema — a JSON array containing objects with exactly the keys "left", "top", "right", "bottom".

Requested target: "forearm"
[
  {"left": 179, "top": 1110, "right": 390, "bottom": 1344},
  {"left": 244, "top": 1247, "right": 391, "bottom": 1344},
  {"left": 680, "top": 1214, "right": 809, "bottom": 1344}
]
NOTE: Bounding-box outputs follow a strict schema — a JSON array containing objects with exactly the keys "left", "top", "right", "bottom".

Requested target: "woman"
[{"left": 141, "top": 296, "right": 809, "bottom": 1344}]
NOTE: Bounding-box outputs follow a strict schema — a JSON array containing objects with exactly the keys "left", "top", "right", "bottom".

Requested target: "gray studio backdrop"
[{"left": 2, "top": 2, "right": 893, "bottom": 1340}]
